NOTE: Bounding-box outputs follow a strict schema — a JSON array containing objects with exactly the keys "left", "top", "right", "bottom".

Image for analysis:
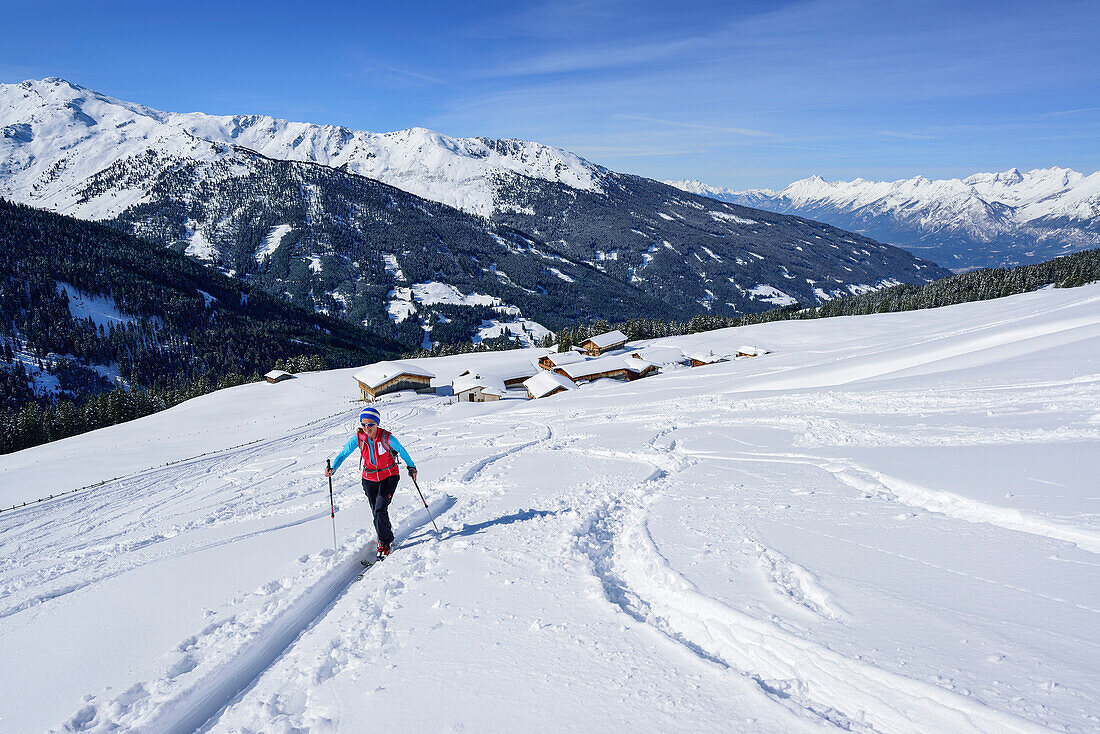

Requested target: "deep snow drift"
[{"left": 1, "top": 284, "right": 1098, "bottom": 733}]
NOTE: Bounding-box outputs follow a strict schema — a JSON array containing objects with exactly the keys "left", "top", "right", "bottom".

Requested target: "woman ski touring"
[{"left": 325, "top": 407, "right": 418, "bottom": 562}]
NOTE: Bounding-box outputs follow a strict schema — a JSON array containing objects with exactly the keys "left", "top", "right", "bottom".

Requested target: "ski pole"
[
  {"left": 411, "top": 475, "right": 440, "bottom": 534},
  {"left": 327, "top": 459, "right": 337, "bottom": 552}
]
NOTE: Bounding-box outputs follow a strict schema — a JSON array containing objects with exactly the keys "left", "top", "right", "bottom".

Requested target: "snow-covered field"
[{"left": 2, "top": 284, "right": 1099, "bottom": 733}]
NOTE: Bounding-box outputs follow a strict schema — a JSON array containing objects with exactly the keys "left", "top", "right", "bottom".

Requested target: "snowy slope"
[
  {"left": 668, "top": 170, "right": 1100, "bottom": 270},
  {"left": 2, "top": 284, "right": 1099, "bottom": 732},
  {"left": 0, "top": 78, "right": 601, "bottom": 220}
]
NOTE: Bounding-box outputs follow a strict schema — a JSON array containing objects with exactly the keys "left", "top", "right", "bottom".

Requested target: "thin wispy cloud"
[
  {"left": 363, "top": 62, "right": 448, "bottom": 88},
  {"left": 1041, "top": 107, "right": 1100, "bottom": 117},
  {"left": 613, "top": 114, "right": 778, "bottom": 138},
  {"left": 573, "top": 146, "right": 704, "bottom": 158},
  {"left": 1021, "top": 134, "right": 1100, "bottom": 142},
  {"left": 879, "top": 130, "right": 937, "bottom": 140},
  {"left": 483, "top": 34, "right": 710, "bottom": 78}
]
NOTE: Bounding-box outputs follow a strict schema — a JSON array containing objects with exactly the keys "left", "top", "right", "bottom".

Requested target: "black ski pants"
[{"left": 363, "top": 474, "right": 399, "bottom": 545}]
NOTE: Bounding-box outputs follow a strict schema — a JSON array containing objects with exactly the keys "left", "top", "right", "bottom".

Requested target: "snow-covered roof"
[
  {"left": 559, "top": 355, "right": 655, "bottom": 380},
  {"left": 264, "top": 369, "right": 293, "bottom": 380},
  {"left": 523, "top": 371, "right": 576, "bottom": 398},
  {"left": 687, "top": 352, "right": 725, "bottom": 364},
  {"left": 582, "top": 330, "right": 629, "bottom": 349},
  {"left": 629, "top": 346, "right": 687, "bottom": 366},
  {"left": 353, "top": 360, "right": 435, "bottom": 390},
  {"left": 542, "top": 351, "right": 587, "bottom": 367},
  {"left": 497, "top": 363, "right": 539, "bottom": 381},
  {"left": 737, "top": 345, "right": 768, "bottom": 356},
  {"left": 452, "top": 373, "right": 507, "bottom": 397}
]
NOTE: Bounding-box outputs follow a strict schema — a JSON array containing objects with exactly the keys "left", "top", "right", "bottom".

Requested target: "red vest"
[{"left": 357, "top": 428, "right": 400, "bottom": 482}]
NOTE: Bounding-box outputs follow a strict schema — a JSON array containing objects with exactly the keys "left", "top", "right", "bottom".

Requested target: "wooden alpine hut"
[
  {"left": 353, "top": 361, "right": 435, "bottom": 401},
  {"left": 538, "top": 350, "right": 588, "bottom": 371},
  {"left": 452, "top": 373, "right": 508, "bottom": 403},
  {"left": 556, "top": 355, "right": 657, "bottom": 383},
  {"left": 264, "top": 369, "right": 294, "bottom": 384},
  {"left": 579, "top": 330, "right": 629, "bottom": 356},
  {"left": 629, "top": 346, "right": 688, "bottom": 367},
  {"left": 687, "top": 351, "right": 727, "bottom": 367},
  {"left": 523, "top": 371, "right": 576, "bottom": 399}
]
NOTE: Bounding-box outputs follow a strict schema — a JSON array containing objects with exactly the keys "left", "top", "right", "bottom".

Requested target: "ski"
[
  {"left": 356, "top": 558, "right": 375, "bottom": 580},
  {"left": 356, "top": 544, "right": 395, "bottom": 580},
  {"left": 356, "top": 552, "right": 391, "bottom": 580}
]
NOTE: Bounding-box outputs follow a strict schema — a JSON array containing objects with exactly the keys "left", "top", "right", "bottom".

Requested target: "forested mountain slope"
[{"left": 0, "top": 199, "right": 403, "bottom": 452}]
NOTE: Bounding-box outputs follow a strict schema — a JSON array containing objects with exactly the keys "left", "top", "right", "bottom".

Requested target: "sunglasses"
[{"left": 361, "top": 421, "right": 377, "bottom": 427}]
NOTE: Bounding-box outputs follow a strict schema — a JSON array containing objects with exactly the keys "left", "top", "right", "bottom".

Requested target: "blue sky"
[{"left": 2, "top": 0, "right": 1097, "bottom": 189}]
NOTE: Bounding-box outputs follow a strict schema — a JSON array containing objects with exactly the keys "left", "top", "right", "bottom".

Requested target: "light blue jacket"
[{"left": 331, "top": 431, "right": 415, "bottom": 472}]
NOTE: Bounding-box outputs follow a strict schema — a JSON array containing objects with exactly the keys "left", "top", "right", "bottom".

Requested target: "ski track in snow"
[
  {"left": 45, "top": 413, "right": 556, "bottom": 733},
  {"left": 826, "top": 462, "right": 1100, "bottom": 556},
  {"left": 675, "top": 450, "right": 1100, "bottom": 556},
  {"left": 1, "top": 413, "right": 357, "bottom": 619},
  {"left": 572, "top": 440, "right": 1047, "bottom": 733},
  {"left": 55, "top": 493, "right": 454, "bottom": 734},
  {"left": 742, "top": 532, "right": 842, "bottom": 621},
  {"left": 453, "top": 423, "right": 555, "bottom": 483},
  {"left": 577, "top": 490, "right": 1048, "bottom": 733}
]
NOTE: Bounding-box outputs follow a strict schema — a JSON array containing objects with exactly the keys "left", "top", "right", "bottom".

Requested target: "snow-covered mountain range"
[
  {"left": 1, "top": 78, "right": 948, "bottom": 339},
  {"left": 668, "top": 169, "right": 1100, "bottom": 271},
  {"left": 0, "top": 78, "right": 600, "bottom": 221}
]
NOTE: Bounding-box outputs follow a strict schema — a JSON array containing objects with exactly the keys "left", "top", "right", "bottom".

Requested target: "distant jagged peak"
[
  {"left": 9, "top": 76, "right": 164, "bottom": 120},
  {"left": 775, "top": 166, "right": 1093, "bottom": 196},
  {"left": 665, "top": 165, "right": 1100, "bottom": 265},
  {"left": 665, "top": 167, "right": 1099, "bottom": 221},
  {"left": 663, "top": 178, "right": 756, "bottom": 198},
  {"left": 22, "top": 76, "right": 128, "bottom": 105},
  {"left": 20, "top": 76, "right": 86, "bottom": 92}
]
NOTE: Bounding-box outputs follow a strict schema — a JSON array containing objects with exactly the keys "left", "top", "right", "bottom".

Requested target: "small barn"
[
  {"left": 264, "top": 369, "right": 294, "bottom": 384},
  {"left": 580, "top": 330, "right": 629, "bottom": 356},
  {"left": 629, "top": 346, "right": 689, "bottom": 367},
  {"left": 687, "top": 351, "right": 727, "bottom": 367},
  {"left": 452, "top": 373, "right": 508, "bottom": 403},
  {"left": 456, "top": 363, "right": 538, "bottom": 389},
  {"left": 524, "top": 371, "right": 576, "bottom": 399},
  {"left": 556, "top": 355, "right": 657, "bottom": 383},
  {"left": 737, "top": 345, "right": 769, "bottom": 357},
  {"left": 538, "top": 350, "right": 588, "bottom": 371},
  {"left": 353, "top": 361, "right": 435, "bottom": 401},
  {"left": 500, "top": 363, "right": 540, "bottom": 388}
]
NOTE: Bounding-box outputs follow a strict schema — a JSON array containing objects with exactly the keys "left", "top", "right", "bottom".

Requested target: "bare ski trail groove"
[{"left": 153, "top": 496, "right": 450, "bottom": 734}]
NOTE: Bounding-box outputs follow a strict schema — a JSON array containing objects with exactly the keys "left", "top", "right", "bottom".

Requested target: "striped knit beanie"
[{"left": 359, "top": 407, "right": 381, "bottom": 426}]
